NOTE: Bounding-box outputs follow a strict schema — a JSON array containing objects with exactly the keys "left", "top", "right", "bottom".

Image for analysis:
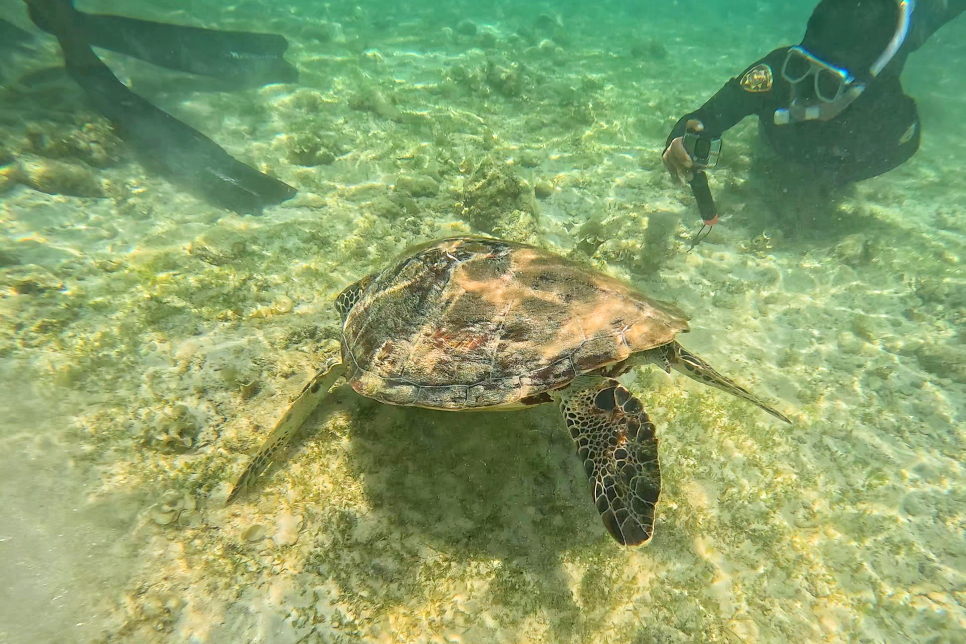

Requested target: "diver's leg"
[
  {"left": 0, "top": 18, "right": 36, "bottom": 53},
  {"left": 27, "top": 0, "right": 296, "bottom": 85},
  {"left": 26, "top": 0, "right": 297, "bottom": 213},
  {"left": 553, "top": 376, "right": 661, "bottom": 546}
]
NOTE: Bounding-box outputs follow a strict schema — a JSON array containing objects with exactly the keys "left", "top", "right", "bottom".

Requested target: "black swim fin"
[
  {"left": 0, "top": 18, "right": 36, "bottom": 55},
  {"left": 27, "top": 0, "right": 296, "bottom": 214},
  {"left": 28, "top": 1, "right": 297, "bottom": 87},
  {"left": 0, "top": 18, "right": 37, "bottom": 85}
]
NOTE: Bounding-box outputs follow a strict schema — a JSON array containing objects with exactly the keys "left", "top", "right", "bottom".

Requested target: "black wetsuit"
[{"left": 666, "top": 0, "right": 966, "bottom": 185}]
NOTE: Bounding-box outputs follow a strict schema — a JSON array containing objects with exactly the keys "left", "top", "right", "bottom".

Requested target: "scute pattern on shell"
[{"left": 339, "top": 237, "right": 690, "bottom": 409}]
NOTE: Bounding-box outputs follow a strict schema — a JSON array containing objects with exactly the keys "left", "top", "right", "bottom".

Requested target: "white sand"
[{"left": 1, "top": 3, "right": 964, "bottom": 643}]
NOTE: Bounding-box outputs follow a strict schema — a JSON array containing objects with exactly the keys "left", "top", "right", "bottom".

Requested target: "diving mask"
[
  {"left": 775, "top": 46, "right": 865, "bottom": 124},
  {"left": 774, "top": 0, "right": 915, "bottom": 125}
]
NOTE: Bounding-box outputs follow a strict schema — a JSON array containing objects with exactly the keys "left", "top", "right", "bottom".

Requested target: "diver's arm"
[
  {"left": 662, "top": 74, "right": 759, "bottom": 184},
  {"left": 663, "top": 50, "right": 785, "bottom": 182},
  {"left": 666, "top": 79, "right": 757, "bottom": 145},
  {"left": 665, "top": 49, "right": 785, "bottom": 148},
  {"left": 0, "top": 18, "right": 35, "bottom": 51},
  {"left": 662, "top": 74, "right": 760, "bottom": 183}
]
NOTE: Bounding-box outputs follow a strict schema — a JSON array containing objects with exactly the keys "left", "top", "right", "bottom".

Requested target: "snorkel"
[
  {"left": 870, "top": 0, "right": 915, "bottom": 76},
  {"left": 774, "top": 0, "right": 914, "bottom": 125}
]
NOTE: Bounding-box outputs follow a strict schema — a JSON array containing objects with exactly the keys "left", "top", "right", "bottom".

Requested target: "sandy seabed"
[{"left": 1, "top": 2, "right": 965, "bottom": 643}]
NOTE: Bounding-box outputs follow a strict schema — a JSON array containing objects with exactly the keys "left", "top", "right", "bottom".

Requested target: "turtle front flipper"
[
  {"left": 226, "top": 357, "right": 346, "bottom": 504},
  {"left": 651, "top": 342, "right": 791, "bottom": 424},
  {"left": 553, "top": 376, "right": 661, "bottom": 546}
]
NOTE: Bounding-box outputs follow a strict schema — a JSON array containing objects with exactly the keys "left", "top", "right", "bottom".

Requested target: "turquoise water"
[{"left": 1, "top": 1, "right": 964, "bottom": 643}]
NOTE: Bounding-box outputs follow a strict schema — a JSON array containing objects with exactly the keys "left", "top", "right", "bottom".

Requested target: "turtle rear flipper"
[
  {"left": 554, "top": 376, "right": 661, "bottom": 546},
  {"left": 652, "top": 342, "right": 791, "bottom": 424},
  {"left": 227, "top": 358, "right": 346, "bottom": 504}
]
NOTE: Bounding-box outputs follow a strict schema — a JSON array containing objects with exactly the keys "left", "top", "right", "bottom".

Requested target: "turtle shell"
[{"left": 338, "top": 237, "right": 689, "bottom": 410}]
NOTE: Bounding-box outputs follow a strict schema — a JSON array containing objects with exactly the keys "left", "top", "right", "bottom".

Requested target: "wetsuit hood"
[{"left": 801, "top": 0, "right": 909, "bottom": 77}]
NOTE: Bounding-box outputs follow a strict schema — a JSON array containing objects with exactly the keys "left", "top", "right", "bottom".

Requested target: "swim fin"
[
  {"left": 0, "top": 18, "right": 36, "bottom": 85},
  {"left": 27, "top": 2, "right": 298, "bottom": 87},
  {"left": 0, "top": 18, "right": 36, "bottom": 55},
  {"left": 26, "top": 0, "right": 297, "bottom": 214}
]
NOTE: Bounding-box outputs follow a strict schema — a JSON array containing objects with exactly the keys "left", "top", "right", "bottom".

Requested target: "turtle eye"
[{"left": 593, "top": 387, "right": 618, "bottom": 411}]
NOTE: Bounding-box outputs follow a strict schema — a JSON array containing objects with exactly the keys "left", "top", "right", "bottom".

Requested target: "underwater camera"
[
  {"left": 681, "top": 132, "right": 721, "bottom": 249},
  {"left": 682, "top": 131, "right": 721, "bottom": 168}
]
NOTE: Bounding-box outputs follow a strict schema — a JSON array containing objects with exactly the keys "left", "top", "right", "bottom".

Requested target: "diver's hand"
[{"left": 662, "top": 119, "right": 704, "bottom": 185}]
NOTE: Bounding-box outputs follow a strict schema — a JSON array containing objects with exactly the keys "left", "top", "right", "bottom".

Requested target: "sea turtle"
[{"left": 227, "top": 236, "right": 790, "bottom": 545}]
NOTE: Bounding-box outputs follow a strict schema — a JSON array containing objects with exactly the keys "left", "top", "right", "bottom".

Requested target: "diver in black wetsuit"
[{"left": 662, "top": 0, "right": 965, "bottom": 236}]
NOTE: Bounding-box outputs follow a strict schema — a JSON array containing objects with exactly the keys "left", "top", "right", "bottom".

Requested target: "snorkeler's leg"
[
  {"left": 26, "top": 0, "right": 296, "bottom": 214},
  {"left": 0, "top": 18, "right": 36, "bottom": 54},
  {"left": 27, "top": 0, "right": 297, "bottom": 86}
]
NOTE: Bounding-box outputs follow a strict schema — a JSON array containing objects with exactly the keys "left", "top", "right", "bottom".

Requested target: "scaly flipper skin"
[
  {"left": 554, "top": 376, "right": 661, "bottom": 546},
  {"left": 226, "top": 357, "right": 346, "bottom": 504},
  {"left": 647, "top": 341, "right": 791, "bottom": 424}
]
